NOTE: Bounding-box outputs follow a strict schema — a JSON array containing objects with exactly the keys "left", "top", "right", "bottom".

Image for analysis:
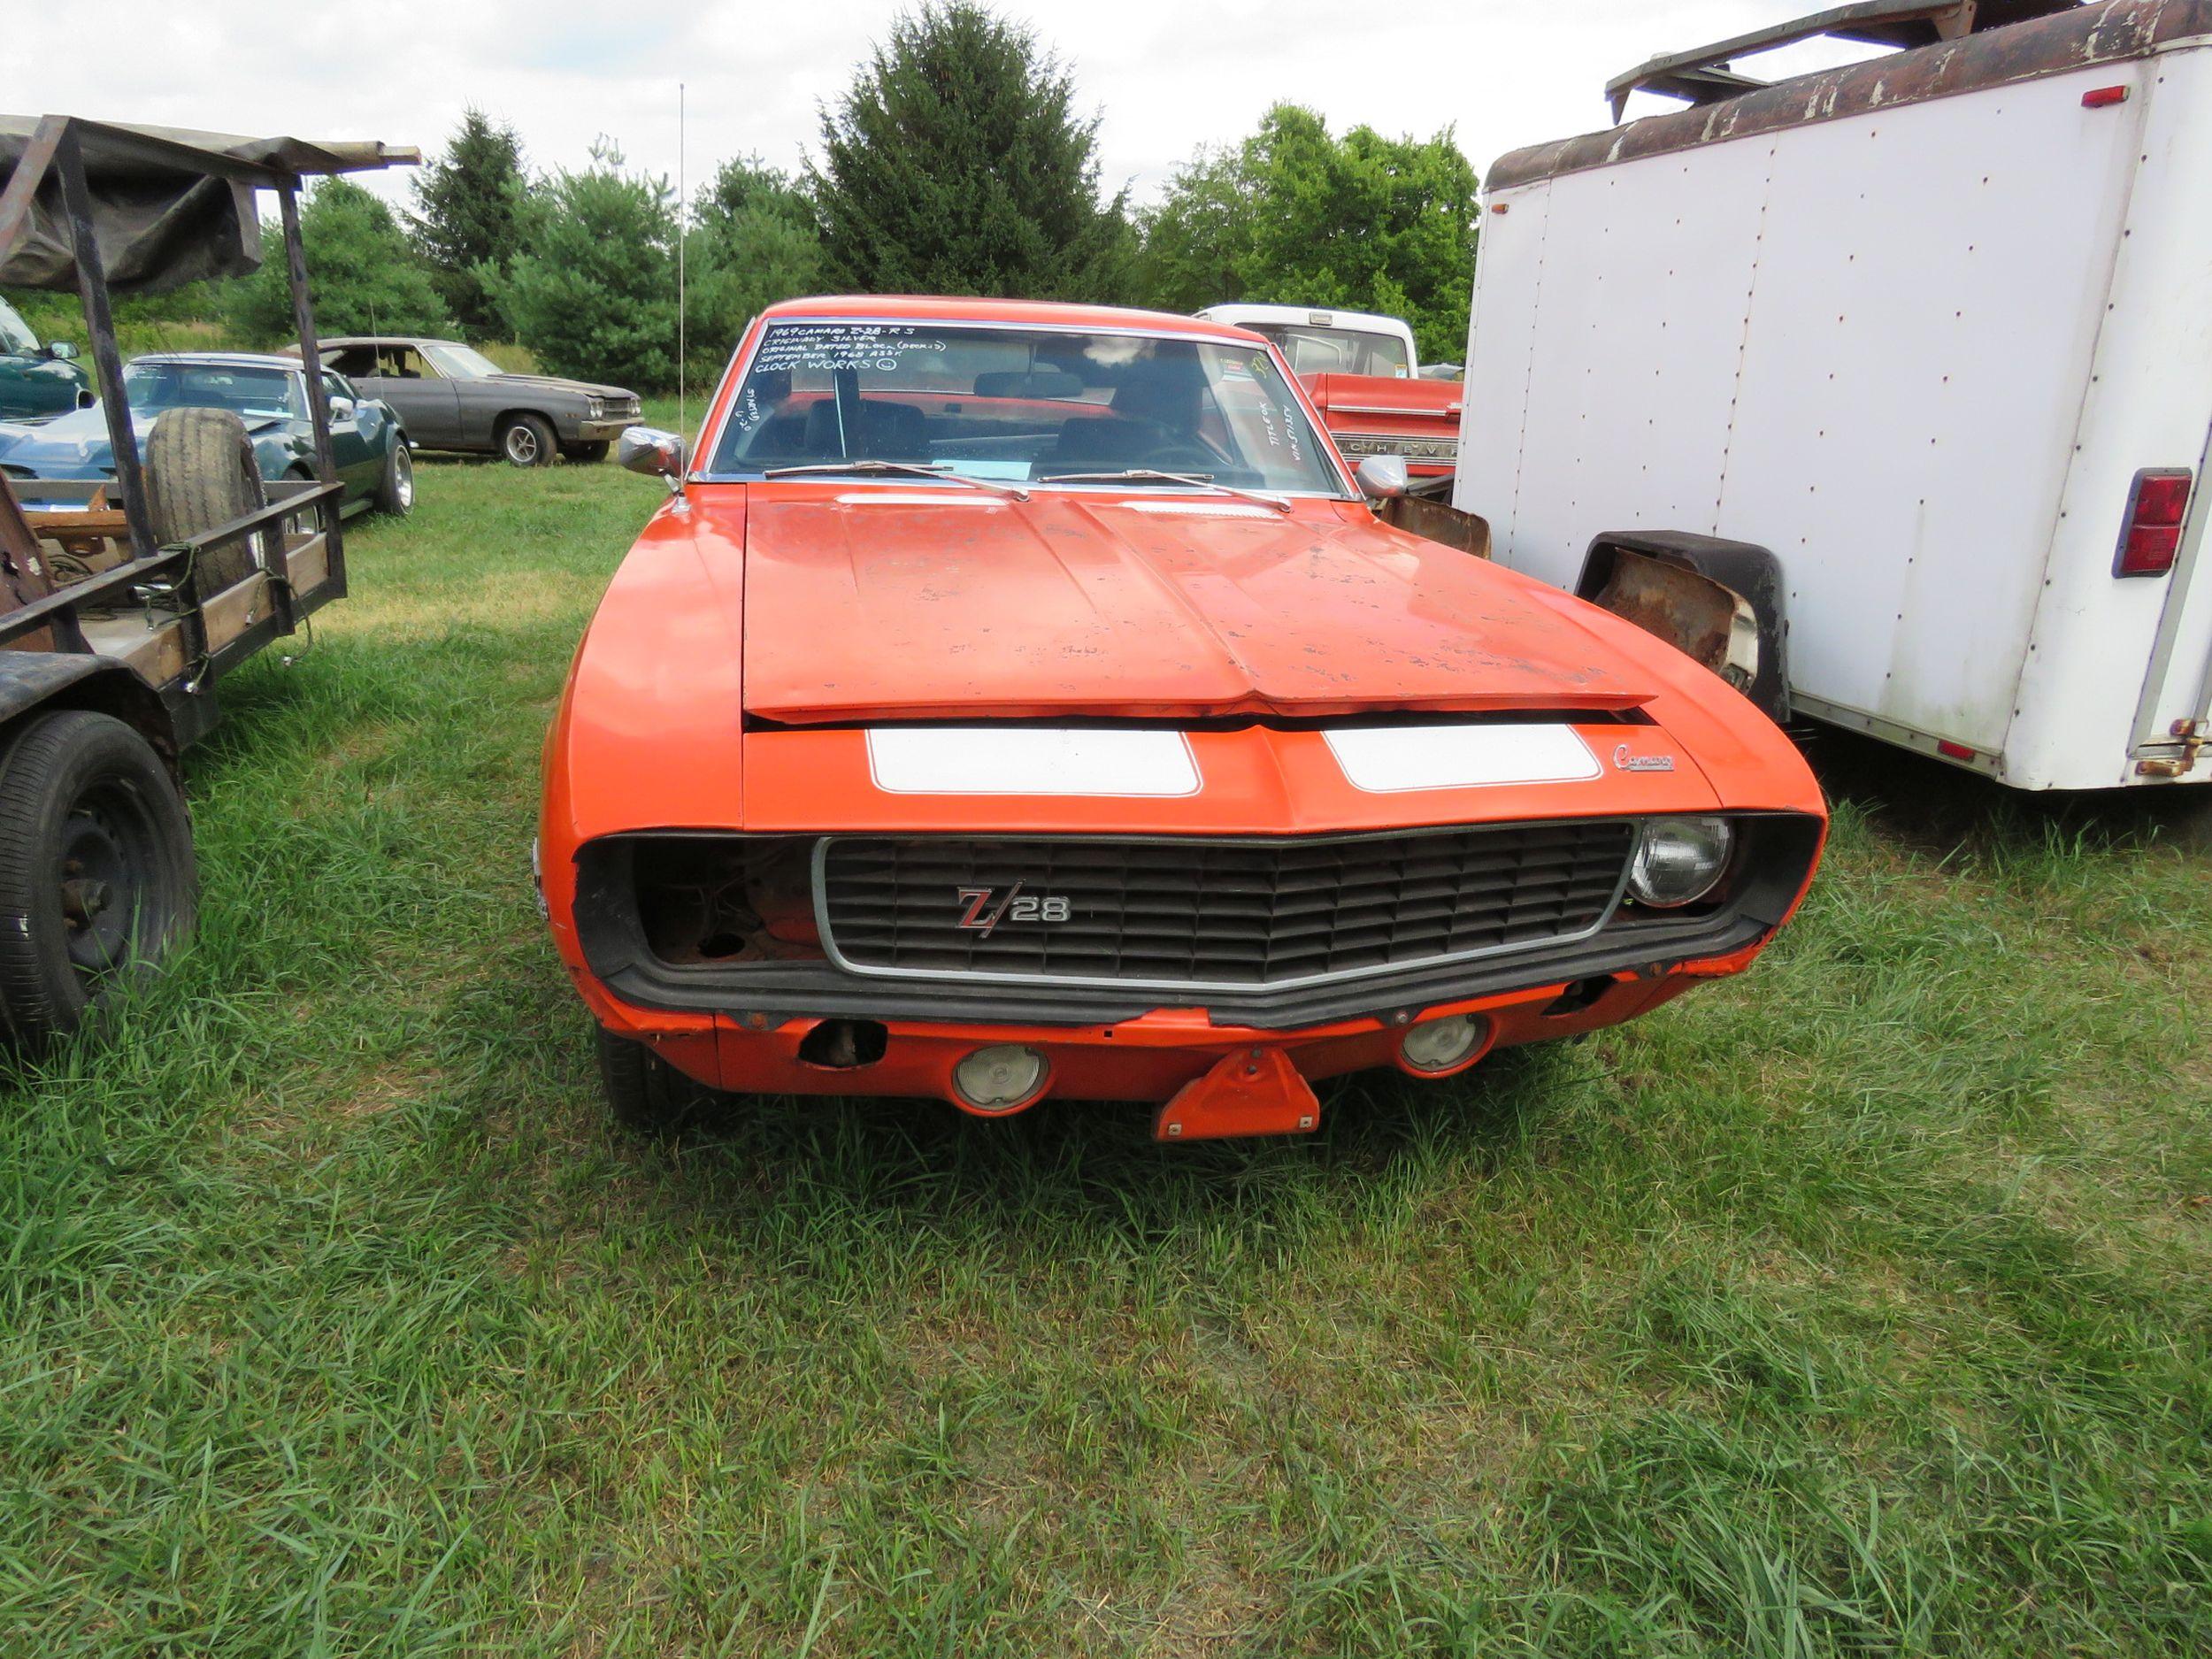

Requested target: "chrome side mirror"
[
  {"left": 327, "top": 397, "right": 357, "bottom": 423},
  {"left": 1355, "top": 453, "right": 1409, "bottom": 502},
  {"left": 619, "top": 426, "right": 687, "bottom": 489},
  {"left": 48, "top": 340, "right": 79, "bottom": 361}
]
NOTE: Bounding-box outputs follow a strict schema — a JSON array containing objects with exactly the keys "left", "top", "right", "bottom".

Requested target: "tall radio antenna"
[{"left": 677, "top": 81, "right": 687, "bottom": 442}]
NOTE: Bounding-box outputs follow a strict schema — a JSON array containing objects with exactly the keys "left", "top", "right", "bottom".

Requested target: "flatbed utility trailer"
[
  {"left": 1455, "top": 0, "right": 2212, "bottom": 795},
  {"left": 0, "top": 117, "right": 416, "bottom": 1041}
]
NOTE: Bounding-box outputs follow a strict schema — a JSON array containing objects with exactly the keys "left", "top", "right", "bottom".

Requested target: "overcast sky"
[{"left": 31, "top": 2, "right": 1882, "bottom": 211}]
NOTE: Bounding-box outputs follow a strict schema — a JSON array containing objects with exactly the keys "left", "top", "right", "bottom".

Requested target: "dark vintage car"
[
  {"left": 309, "top": 336, "right": 640, "bottom": 466},
  {"left": 0, "top": 294, "right": 91, "bottom": 419},
  {"left": 0, "top": 351, "right": 411, "bottom": 514}
]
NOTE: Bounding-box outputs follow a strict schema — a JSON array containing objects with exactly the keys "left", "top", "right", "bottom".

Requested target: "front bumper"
[
  {"left": 575, "top": 418, "right": 632, "bottom": 442},
  {"left": 566, "top": 812, "right": 1819, "bottom": 1117}
]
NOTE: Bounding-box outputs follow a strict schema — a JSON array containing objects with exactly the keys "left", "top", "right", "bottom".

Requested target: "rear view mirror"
[
  {"left": 1355, "top": 454, "right": 1409, "bottom": 501},
  {"left": 619, "top": 426, "right": 687, "bottom": 484},
  {"left": 48, "top": 340, "right": 78, "bottom": 360}
]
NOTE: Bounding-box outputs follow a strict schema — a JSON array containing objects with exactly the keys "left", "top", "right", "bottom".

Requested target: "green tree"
[
  {"left": 684, "top": 155, "right": 823, "bottom": 383},
  {"left": 224, "top": 178, "right": 449, "bottom": 347},
  {"left": 409, "top": 108, "right": 527, "bottom": 337},
  {"left": 495, "top": 144, "right": 678, "bottom": 389},
  {"left": 1139, "top": 104, "right": 1479, "bottom": 365},
  {"left": 810, "top": 1, "right": 1133, "bottom": 301}
]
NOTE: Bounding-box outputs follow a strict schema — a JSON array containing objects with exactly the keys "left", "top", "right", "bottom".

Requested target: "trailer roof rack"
[{"left": 1605, "top": 0, "right": 2079, "bottom": 119}]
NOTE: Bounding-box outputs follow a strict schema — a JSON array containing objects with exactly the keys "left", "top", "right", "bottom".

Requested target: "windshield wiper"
[
  {"left": 761, "top": 459, "right": 1029, "bottom": 500},
  {"left": 1034, "top": 468, "right": 1293, "bottom": 513}
]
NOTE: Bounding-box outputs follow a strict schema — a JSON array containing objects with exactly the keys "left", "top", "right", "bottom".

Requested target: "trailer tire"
[
  {"left": 498, "top": 414, "right": 556, "bottom": 468},
  {"left": 0, "top": 710, "right": 197, "bottom": 1046},
  {"left": 143, "top": 405, "right": 270, "bottom": 596},
  {"left": 595, "top": 1024, "right": 720, "bottom": 1135}
]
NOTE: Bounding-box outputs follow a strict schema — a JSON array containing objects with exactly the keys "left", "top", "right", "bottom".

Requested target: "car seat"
[{"left": 802, "top": 397, "right": 928, "bottom": 462}]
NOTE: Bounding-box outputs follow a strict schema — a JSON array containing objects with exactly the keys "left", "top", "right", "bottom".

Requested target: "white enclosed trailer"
[{"left": 1455, "top": 0, "right": 2212, "bottom": 791}]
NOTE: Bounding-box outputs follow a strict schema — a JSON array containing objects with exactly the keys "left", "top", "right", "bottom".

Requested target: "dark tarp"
[{"left": 0, "top": 117, "right": 418, "bottom": 295}]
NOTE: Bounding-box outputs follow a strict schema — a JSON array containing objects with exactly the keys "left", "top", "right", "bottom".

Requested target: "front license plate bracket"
[{"left": 1154, "top": 1046, "right": 1321, "bottom": 1141}]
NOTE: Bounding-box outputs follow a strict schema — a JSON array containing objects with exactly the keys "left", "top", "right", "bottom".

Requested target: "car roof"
[
  {"left": 1196, "top": 303, "right": 1416, "bottom": 342},
  {"left": 129, "top": 350, "right": 304, "bottom": 370},
  {"left": 315, "top": 335, "right": 463, "bottom": 349},
  {"left": 758, "top": 295, "right": 1265, "bottom": 342}
]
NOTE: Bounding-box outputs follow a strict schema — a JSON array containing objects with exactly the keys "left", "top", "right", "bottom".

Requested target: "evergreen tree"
[
  {"left": 409, "top": 109, "right": 526, "bottom": 337},
  {"left": 810, "top": 2, "right": 1133, "bottom": 301},
  {"left": 495, "top": 144, "right": 679, "bottom": 389},
  {"left": 1139, "top": 105, "right": 1479, "bottom": 365},
  {"left": 224, "top": 179, "right": 449, "bottom": 346},
  {"left": 685, "top": 156, "right": 824, "bottom": 384}
]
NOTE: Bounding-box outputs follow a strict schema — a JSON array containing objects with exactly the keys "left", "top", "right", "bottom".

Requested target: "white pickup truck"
[{"left": 1455, "top": 0, "right": 2212, "bottom": 797}]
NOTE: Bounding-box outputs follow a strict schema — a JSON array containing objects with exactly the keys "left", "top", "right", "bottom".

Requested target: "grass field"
[{"left": 4, "top": 437, "right": 2208, "bottom": 1657}]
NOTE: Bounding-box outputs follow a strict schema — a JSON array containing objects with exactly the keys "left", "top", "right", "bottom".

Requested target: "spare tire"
[{"left": 143, "top": 406, "right": 271, "bottom": 597}]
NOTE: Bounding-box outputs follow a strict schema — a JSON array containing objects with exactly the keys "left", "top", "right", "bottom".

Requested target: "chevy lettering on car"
[{"left": 538, "top": 296, "right": 1825, "bottom": 1141}]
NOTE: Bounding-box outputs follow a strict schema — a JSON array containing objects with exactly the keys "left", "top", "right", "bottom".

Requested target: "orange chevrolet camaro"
[{"left": 538, "top": 296, "right": 1825, "bottom": 1140}]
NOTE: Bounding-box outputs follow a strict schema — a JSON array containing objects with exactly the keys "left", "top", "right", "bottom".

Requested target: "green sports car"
[{"left": 0, "top": 350, "right": 412, "bottom": 514}]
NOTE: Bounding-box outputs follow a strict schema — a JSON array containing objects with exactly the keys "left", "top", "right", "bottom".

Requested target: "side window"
[
  {"left": 390, "top": 347, "right": 431, "bottom": 380},
  {"left": 326, "top": 345, "right": 379, "bottom": 378},
  {"left": 322, "top": 372, "right": 357, "bottom": 414}
]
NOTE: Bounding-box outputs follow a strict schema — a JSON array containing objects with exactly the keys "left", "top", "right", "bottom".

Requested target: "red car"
[{"left": 538, "top": 296, "right": 1824, "bottom": 1140}]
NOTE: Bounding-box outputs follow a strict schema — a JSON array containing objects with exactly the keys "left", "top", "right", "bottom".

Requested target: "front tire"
[
  {"left": 595, "top": 1024, "right": 720, "bottom": 1135},
  {"left": 498, "top": 414, "right": 556, "bottom": 468},
  {"left": 0, "top": 710, "right": 197, "bottom": 1044},
  {"left": 373, "top": 441, "right": 415, "bottom": 515}
]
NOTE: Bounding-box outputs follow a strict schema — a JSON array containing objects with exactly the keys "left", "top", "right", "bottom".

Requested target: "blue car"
[{"left": 0, "top": 350, "right": 412, "bottom": 516}]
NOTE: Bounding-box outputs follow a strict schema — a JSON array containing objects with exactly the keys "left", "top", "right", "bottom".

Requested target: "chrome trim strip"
[{"left": 809, "top": 821, "right": 1640, "bottom": 995}]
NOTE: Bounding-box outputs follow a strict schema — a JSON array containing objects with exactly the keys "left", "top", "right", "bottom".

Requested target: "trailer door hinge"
[{"left": 2137, "top": 719, "right": 2204, "bottom": 777}]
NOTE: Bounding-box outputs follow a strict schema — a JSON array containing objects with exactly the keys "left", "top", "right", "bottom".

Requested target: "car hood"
[
  {"left": 482, "top": 373, "right": 636, "bottom": 402},
  {"left": 0, "top": 402, "right": 290, "bottom": 472},
  {"left": 737, "top": 490, "right": 1654, "bottom": 723}
]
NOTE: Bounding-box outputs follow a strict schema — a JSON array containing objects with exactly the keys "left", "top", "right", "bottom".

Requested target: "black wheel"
[
  {"left": 143, "top": 405, "right": 272, "bottom": 595},
  {"left": 560, "top": 441, "right": 610, "bottom": 465},
  {"left": 595, "top": 1024, "right": 721, "bottom": 1135},
  {"left": 0, "top": 710, "right": 197, "bottom": 1044},
  {"left": 498, "top": 414, "right": 556, "bottom": 468},
  {"left": 373, "top": 441, "right": 415, "bottom": 516}
]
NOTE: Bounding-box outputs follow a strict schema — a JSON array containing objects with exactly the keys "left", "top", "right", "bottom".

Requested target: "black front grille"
[{"left": 818, "top": 821, "right": 1634, "bottom": 989}]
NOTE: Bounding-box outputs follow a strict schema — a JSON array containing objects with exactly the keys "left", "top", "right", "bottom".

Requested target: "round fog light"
[
  {"left": 1400, "top": 1014, "right": 1487, "bottom": 1075},
  {"left": 951, "top": 1044, "right": 1048, "bottom": 1113}
]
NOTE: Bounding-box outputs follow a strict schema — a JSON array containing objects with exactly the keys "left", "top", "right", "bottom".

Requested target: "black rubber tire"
[
  {"left": 595, "top": 1024, "right": 720, "bottom": 1135},
  {"left": 373, "top": 440, "right": 415, "bottom": 516},
  {"left": 0, "top": 710, "right": 197, "bottom": 1045},
  {"left": 142, "top": 405, "right": 270, "bottom": 595},
  {"left": 560, "top": 441, "right": 610, "bottom": 465},
  {"left": 498, "top": 413, "right": 557, "bottom": 468}
]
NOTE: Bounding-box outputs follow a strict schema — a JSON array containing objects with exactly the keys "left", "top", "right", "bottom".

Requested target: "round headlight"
[{"left": 1627, "top": 816, "right": 1733, "bottom": 908}]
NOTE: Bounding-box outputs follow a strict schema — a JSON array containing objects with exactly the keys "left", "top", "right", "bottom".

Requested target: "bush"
[
  {"left": 224, "top": 179, "right": 449, "bottom": 348},
  {"left": 495, "top": 150, "right": 677, "bottom": 391}
]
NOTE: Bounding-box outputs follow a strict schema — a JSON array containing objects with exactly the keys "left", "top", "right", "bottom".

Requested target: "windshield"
[
  {"left": 710, "top": 321, "right": 1347, "bottom": 495},
  {"left": 1245, "top": 323, "right": 1411, "bottom": 379},
  {"left": 422, "top": 342, "right": 503, "bottom": 380},
  {"left": 123, "top": 362, "right": 303, "bottom": 421},
  {"left": 0, "top": 299, "right": 38, "bottom": 357}
]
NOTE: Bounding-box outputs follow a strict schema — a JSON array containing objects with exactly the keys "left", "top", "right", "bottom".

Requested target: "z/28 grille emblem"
[{"left": 956, "top": 883, "right": 1071, "bottom": 934}]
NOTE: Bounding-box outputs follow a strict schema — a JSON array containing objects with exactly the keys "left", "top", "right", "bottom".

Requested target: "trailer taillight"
[{"left": 2114, "top": 469, "right": 2192, "bottom": 578}]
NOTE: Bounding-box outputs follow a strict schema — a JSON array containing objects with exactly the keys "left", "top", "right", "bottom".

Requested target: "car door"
[{"left": 319, "top": 370, "right": 380, "bottom": 497}]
